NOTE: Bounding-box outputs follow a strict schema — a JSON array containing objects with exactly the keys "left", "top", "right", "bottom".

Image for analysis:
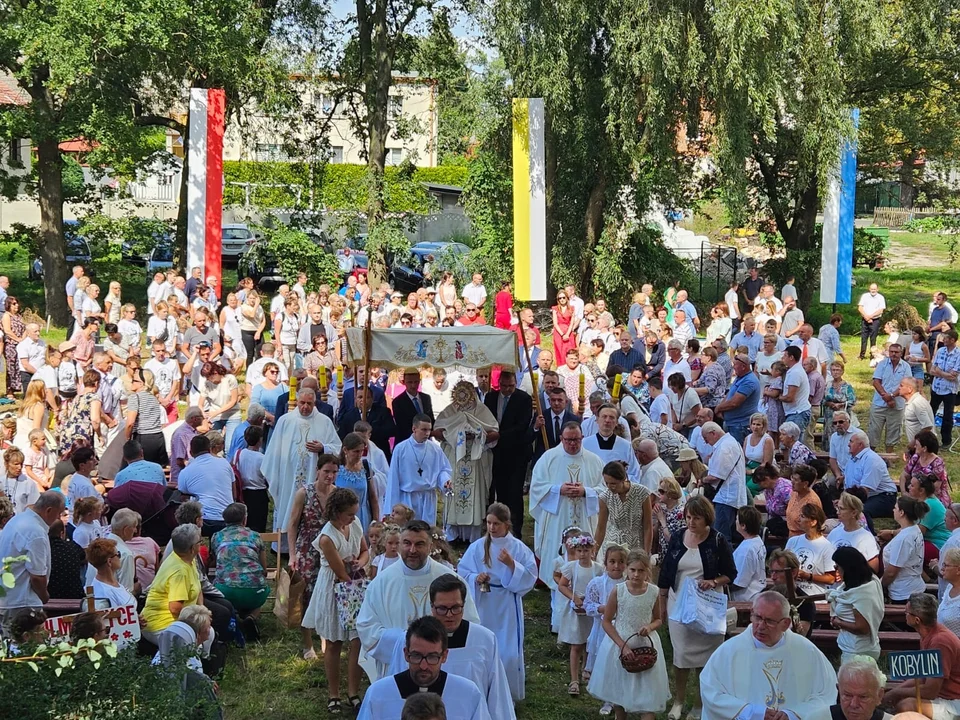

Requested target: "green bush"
[
  {"left": 247, "top": 224, "right": 341, "bottom": 289},
  {"left": 902, "top": 215, "right": 960, "bottom": 233}
]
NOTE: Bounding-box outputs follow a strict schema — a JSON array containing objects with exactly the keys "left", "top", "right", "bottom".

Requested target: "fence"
[
  {"left": 872, "top": 206, "right": 938, "bottom": 228},
  {"left": 696, "top": 241, "right": 741, "bottom": 304}
]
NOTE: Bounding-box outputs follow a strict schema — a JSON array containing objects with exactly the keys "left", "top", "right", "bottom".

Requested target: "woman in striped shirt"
[{"left": 125, "top": 368, "right": 169, "bottom": 466}]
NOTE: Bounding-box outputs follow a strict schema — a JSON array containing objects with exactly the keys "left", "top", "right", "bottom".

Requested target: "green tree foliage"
[{"left": 247, "top": 225, "right": 341, "bottom": 290}]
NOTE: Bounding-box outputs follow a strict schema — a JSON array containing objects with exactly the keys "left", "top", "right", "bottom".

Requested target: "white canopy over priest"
[
  {"left": 386, "top": 575, "right": 516, "bottom": 719},
  {"left": 529, "top": 421, "right": 604, "bottom": 587},
  {"left": 434, "top": 381, "right": 499, "bottom": 543},
  {"left": 581, "top": 404, "right": 642, "bottom": 486},
  {"left": 357, "top": 521, "right": 479, "bottom": 681},
  {"left": 457, "top": 502, "right": 537, "bottom": 701},
  {"left": 701, "top": 591, "right": 837, "bottom": 720},
  {"left": 358, "top": 616, "right": 491, "bottom": 720},
  {"left": 387, "top": 415, "right": 453, "bottom": 524},
  {"left": 262, "top": 388, "right": 341, "bottom": 546}
]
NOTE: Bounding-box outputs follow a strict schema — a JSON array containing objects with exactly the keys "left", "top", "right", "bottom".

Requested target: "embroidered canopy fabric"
[{"left": 345, "top": 326, "right": 520, "bottom": 370}]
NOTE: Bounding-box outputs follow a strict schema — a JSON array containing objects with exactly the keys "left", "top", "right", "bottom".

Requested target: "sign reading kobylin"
[{"left": 888, "top": 650, "right": 944, "bottom": 681}]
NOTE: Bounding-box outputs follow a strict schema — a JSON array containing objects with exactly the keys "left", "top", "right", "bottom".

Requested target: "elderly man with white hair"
[
  {"left": 262, "top": 387, "right": 341, "bottom": 544},
  {"left": 832, "top": 656, "right": 892, "bottom": 720},
  {"left": 829, "top": 412, "right": 856, "bottom": 486},
  {"left": 16, "top": 322, "right": 45, "bottom": 389},
  {"left": 701, "top": 422, "right": 747, "bottom": 541},
  {"left": 701, "top": 590, "right": 837, "bottom": 720},
  {"left": 633, "top": 438, "right": 675, "bottom": 493},
  {"left": 663, "top": 339, "right": 692, "bottom": 384},
  {"left": 844, "top": 429, "right": 898, "bottom": 520}
]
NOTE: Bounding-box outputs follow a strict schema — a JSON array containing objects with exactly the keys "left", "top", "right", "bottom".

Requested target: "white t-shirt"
[
  {"left": 725, "top": 288, "right": 740, "bottom": 319},
  {"left": 92, "top": 578, "right": 136, "bottom": 609},
  {"left": 246, "top": 357, "right": 289, "bottom": 386},
  {"left": 277, "top": 312, "right": 301, "bottom": 345},
  {"left": 731, "top": 536, "right": 767, "bottom": 601},
  {"left": 34, "top": 364, "right": 58, "bottom": 394},
  {"left": 858, "top": 292, "right": 886, "bottom": 319},
  {"left": 669, "top": 387, "right": 701, "bottom": 425},
  {"left": 883, "top": 524, "right": 926, "bottom": 600},
  {"left": 236, "top": 448, "right": 267, "bottom": 490},
  {"left": 827, "top": 525, "right": 880, "bottom": 562},
  {"left": 117, "top": 318, "right": 142, "bottom": 345},
  {"left": 462, "top": 282, "right": 487, "bottom": 307},
  {"left": 72, "top": 521, "right": 105, "bottom": 549},
  {"left": 146, "top": 315, "right": 177, "bottom": 352},
  {"left": 785, "top": 534, "right": 836, "bottom": 596},
  {"left": 269, "top": 294, "right": 286, "bottom": 318},
  {"left": 649, "top": 394, "right": 671, "bottom": 424},
  {"left": 145, "top": 358, "right": 181, "bottom": 400},
  {"left": 16, "top": 338, "right": 46, "bottom": 373},
  {"left": 782, "top": 363, "right": 811, "bottom": 414},
  {"left": 0, "top": 509, "right": 50, "bottom": 609},
  {"left": 662, "top": 358, "right": 692, "bottom": 383}
]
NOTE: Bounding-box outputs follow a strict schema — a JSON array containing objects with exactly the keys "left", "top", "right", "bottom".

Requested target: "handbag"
[
  {"left": 334, "top": 575, "right": 369, "bottom": 631},
  {"left": 668, "top": 576, "right": 728, "bottom": 635},
  {"left": 619, "top": 632, "right": 658, "bottom": 673},
  {"left": 272, "top": 565, "right": 306, "bottom": 629}
]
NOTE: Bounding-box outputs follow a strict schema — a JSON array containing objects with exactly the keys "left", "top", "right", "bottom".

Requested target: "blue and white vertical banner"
[{"left": 819, "top": 108, "right": 860, "bottom": 304}]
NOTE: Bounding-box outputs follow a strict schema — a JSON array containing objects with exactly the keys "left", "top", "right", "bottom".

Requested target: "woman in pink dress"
[
  {"left": 494, "top": 281, "right": 514, "bottom": 329},
  {"left": 552, "top": 290, "right": 578, "bottom": 360}
]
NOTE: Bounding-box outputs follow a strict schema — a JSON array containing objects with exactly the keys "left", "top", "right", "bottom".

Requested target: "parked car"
[
  {"left": 389, "top": 242, "right": 469, "bottom": 295},
  {"left": 221, "top": 224, "right": 258, "bottom": 264},
  {"left": 145, "top": 243, "right": 174, "bottom": 278},
  {"left": 336, "top": 234, "right": 369, "bottom": 271},
  {"left": 30, "top": 221, "right": 92, "bottom": 279},
  {"left": 237, "top": 240, "right": 285, "bottom": 291}
]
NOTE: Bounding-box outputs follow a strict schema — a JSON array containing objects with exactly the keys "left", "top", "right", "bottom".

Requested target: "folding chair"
[{"left": 260, "top": 530, "right": 283, "bottom": 598}]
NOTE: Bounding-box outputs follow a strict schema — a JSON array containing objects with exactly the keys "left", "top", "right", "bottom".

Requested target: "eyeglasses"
[
  {"left": 266, "top": 369, "right": 279, "bottom": 375},
  {"left": 407, "top": 651, "right": 443, "bottom": 665},
  {"left": 432, "top": 604, "right": 464, "bottom": 616},
  {"left": 750, "top": 613, "right": 785, "bottom": 628},
  {"left": 832, "top": 421, "right": 847, "bottom": 425}
]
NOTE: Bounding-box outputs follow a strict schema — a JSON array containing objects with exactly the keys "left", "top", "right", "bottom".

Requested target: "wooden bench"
[
  {"left": 42, "top": 598, "right": 86, "bottom": 618},
  {"left": 731, "top": 601, "right": 907, "bottom": 624},
  {"left": 728, "top": 626, "right": 919, "bottom": 652}
]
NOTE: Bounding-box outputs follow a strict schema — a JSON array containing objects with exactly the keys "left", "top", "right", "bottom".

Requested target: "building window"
[
  {"left": 328, "top": 146, "right": 344, "bottom": 164},
  {"left": 315, "top": 93, "right": 341, "bottom": 117},
  {"left": 385, "top": 148, "right": 403, "bottom": 166},
  {"left": 388, "top": 96, "right": 403, "bottom": 119},
  {"left": 254, "top": 143, "right": 291, "bottom": 162},
  {"left": 7, "top": 139, "right": 21, "bottom": 165}
]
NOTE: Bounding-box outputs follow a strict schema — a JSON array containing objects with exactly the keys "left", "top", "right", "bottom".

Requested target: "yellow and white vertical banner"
[{"left": 512, "top": 98, "right": 547, "bottom": 301}]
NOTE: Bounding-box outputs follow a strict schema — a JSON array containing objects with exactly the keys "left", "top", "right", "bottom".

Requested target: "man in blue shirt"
[
  {"left": 730, "top": 316, "right": 763, "bottom": 363},
  {"left": 715, "top": 353, "right": 760, "bottom": 445},
  {"left": 928, "top": 292, "right": 954, "bottom": 351},
  {"left": 177, "top": 434, "right": 235, "bottom": 536},
  {"left": 675, "top": 290, "right": 700, "bottom": 331},
  {"left": 818, "top": 313, "right": 845, "bottom": 364},
  {"left": 868, "top": 344, "right": 910, "bottom": 452},
  {"left": 844, "top": 430, "right": 898, "bottom": 520},
  {"left": 930, "top": 328, "right": 960, "bottom": 447},
  {"left": 112, "top": 440, "right": 167, "bottom": 488}
]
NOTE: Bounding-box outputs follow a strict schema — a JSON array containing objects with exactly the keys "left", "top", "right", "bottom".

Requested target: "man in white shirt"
[
  {"left": 702, "top": 422, "right": 747, "bottom": 541},
  {"left": 0, "top": 491, "right": 63, "bottom": 633},
  {"left": 564, "top": 284, "right": 585, "bottom": 321},
  {"left": 791, "top": 323, "right": 829, "bottom": 374},
  {"left": 662, "top": 340, "right": 691, "bottom": 384},
  {"left": 461, "top": 273, "right": 487, "bottom": 309},
  {"left": 780, "top": 346, "right": 811, "bottom": 435},
  {"left": 269, "top": 285, "right": 290, "bottom": 323},
  {"left": 725, "top": 280, "right": 741, "bottom": 332},
  {"left": 633, "top": 438, "right": 675, "bottom": 493},
  {"left": 688, "top": 408, "right": 716, "bottom": 462},
  {"left": 16, "top": 323, "right": 46, "bottom": 389},
  {"left": 857, "top": 283, "right": 886, "bottom": 360},
  {"left": 901, "top": 377, "right": 935, "bottom": 447},
  {"left": 670, "top": 309, "right": 695, "bottom": 347},
  {"left": 145, "top": 341, "right": 182, "bottom": 423},
  {"left": 146, "top": 272, "right": 165, "bottom": 315}
]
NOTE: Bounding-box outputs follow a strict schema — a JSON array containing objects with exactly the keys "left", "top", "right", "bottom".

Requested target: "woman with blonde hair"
[
  {"left": 15, "top": 379, "right": 49, "bottom": 448},
  {"left": 458, "top": 502, "right": 538, "bottom": 701},
  {"left": 124, "top": 368, "right": 168, "bottom": 466},
  {"left": 828, "top": 492, "right": 880, "bottom": 572},
  {"left": 103, "top": 281, "right": 122, "bottom": 325},
  {"left": 743, "top": 412, "right": 775, "bottom": 495},
  {"left": 653, "top": 476, "right": 686, "bottom": 555},
  {"left": 674, "top": 447, "right": 707, "bottom": 491}
]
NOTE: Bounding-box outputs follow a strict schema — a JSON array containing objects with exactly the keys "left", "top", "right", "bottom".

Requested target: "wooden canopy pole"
[{"left": 361, "top": 319, "right": 373, "bottom": 422}]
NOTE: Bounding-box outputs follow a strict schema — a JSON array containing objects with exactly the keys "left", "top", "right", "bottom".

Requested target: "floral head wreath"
[
  {"left": 566, "top": 534, "right": 596, "bottom": 550},
  {"left": 561, "top": 525, "right": 583, "bottom": 540}
]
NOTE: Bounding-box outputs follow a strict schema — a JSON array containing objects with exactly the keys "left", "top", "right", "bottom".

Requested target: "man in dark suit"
[
  {"left": 336, "top": 366, "right": 386, "bottom": 427},
  {"left": 337, "top": 384, "right": 396, "bottom": 459},
  {"left": 532, "top": 387, "right": 581, "bottom": 465},
  {"left": 391, "top": 369, "right": 435, "bottom": 444},
  {"left": 273, "top": 375, "right": 333, "bottom": 424},
  {"left": 483, "top": 370, "right": 534, "bottom": 538},
  {"left": 637, "top": 331, "right": 666, "bottom": 381}
]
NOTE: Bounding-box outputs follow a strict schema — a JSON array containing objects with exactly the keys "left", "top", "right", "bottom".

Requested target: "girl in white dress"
[
  {"left": 557, "top": 534, "right": 603, "bottom": 696},
  {"left": 368, "top": 524, "right": 400, "bottom": 580},
  {"left": 301, "top": 488, "right": 369, "bottom": 715},
  {"left": 458, "top": 502, "right": 539, "bottom": 702},
  {"left": 588, "top": 549, "right": 669, "bottom": 719},
  {"left": 583, "top": 545, "right": 627, "bottom": 714},
  {"left": 551, "top": 526, "right": 583, "bottom": 633}
]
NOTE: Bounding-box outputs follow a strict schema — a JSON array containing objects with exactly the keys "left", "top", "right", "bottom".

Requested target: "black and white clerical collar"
[
  {"left": 596, "top": 434, "right": 616, "bottom": 450},
  {"left": 394, "top": 670, "right": 448, "bottom": 699},
  {"left": 447, "top": 620, "right": 470, "bottom": 649}
]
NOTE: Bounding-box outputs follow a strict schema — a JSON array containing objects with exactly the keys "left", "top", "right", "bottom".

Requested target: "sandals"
[
  {"left": 348, "top": 696, "right": 361, "bottom": 711},
  {"left": 568, "top": 681, "right": 580, "bottom": 696},
  {"left": 302, "top": 648, "right": 318, "bottom": 660},
  {"left": 327, "top": 698, "right": 342, "bottom": 715}
]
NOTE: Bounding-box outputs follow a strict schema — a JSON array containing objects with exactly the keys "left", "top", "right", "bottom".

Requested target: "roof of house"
[{"left": 0, "top": 73, "right": 29, "bottom": 106}]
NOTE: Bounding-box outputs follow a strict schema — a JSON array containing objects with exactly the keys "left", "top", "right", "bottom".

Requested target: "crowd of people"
[{"left": 1, "top": 263, "right": 960, "bottom": 719}]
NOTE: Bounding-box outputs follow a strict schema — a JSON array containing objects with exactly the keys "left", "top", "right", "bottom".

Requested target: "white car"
[{"left": 221, "top": 224, "right": 258, "bottom": 263}]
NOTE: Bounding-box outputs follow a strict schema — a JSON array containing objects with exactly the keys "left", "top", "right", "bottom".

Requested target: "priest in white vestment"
[
  {"left": 385, "top": 575, "right": 516, "bottom": 719},
  {"left": 356, "top": 521, "right": 479, "bottom": 681},
  {"left": 386, "top": 416, "right": 452, "bottom": 524},
  {"left": 529, "top": 421, "right": 605, "bottom": 587},
  {"left": 262, "top": 388, "right": 341, "bottom": 543},
  {"left": 457, "top": 505, "right": 537, "bottom": 702},
  {"left": 434, "top": 381, "right": 499, "bottom": 543},
  {"left": 701, "top": 591, "right": 837, "bottom": 720},
  {"left": 582, "top": 405, "right": 642, "bottom": 485},
  {"left": 358, "top": 616, "right": 490, "bottom": 720}
]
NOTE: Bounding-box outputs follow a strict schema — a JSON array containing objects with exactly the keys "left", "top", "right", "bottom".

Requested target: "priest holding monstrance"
[{"left": 529, "top": 421, "right": 605, "bottom": 587}]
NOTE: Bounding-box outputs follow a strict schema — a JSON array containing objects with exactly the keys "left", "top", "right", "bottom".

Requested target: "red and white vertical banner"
[{"left": 186, "top": 88, "right": 226, "bottom": 295}]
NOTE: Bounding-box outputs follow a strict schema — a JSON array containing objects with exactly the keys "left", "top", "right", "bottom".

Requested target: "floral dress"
[
  {"left": 763, "top": 376, "right": 785, "bottom": 431},
  {"left": 657, "top": 501, "right": 686, "bottom": 555},
  {"left": 295, "top": 483, "right": 327, "bottom": 595},
  {"left": 823, "top": 380, "right": 857, "bottom": 445},
  {"left": 905, "top": 453, "right": 951, "bottom": 507},
  {"left": 4, "top": 312, "right": 24, "bottom": 393},
  {"left": 57, "top": 391, "right": 96, "bottom": 456}
]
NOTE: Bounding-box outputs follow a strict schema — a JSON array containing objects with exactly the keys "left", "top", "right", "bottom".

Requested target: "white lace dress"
[{"left": 587, "top": 582, "right": 670, "bottom": 712}]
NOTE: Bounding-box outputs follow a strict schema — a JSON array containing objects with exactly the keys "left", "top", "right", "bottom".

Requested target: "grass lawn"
[{"left": 0, "top": 233, "right": 958, "bottom": 717}]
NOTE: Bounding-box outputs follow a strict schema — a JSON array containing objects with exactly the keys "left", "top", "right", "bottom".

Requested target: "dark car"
[
  {"left": 31, "top": 221, "right": 92, "bottom": 279},
  {"left": 237, "top": 240, "right": 285, "bottom": 291},
  {"left": 388, "top": 242, "right": 469, "bottom": 295}
]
